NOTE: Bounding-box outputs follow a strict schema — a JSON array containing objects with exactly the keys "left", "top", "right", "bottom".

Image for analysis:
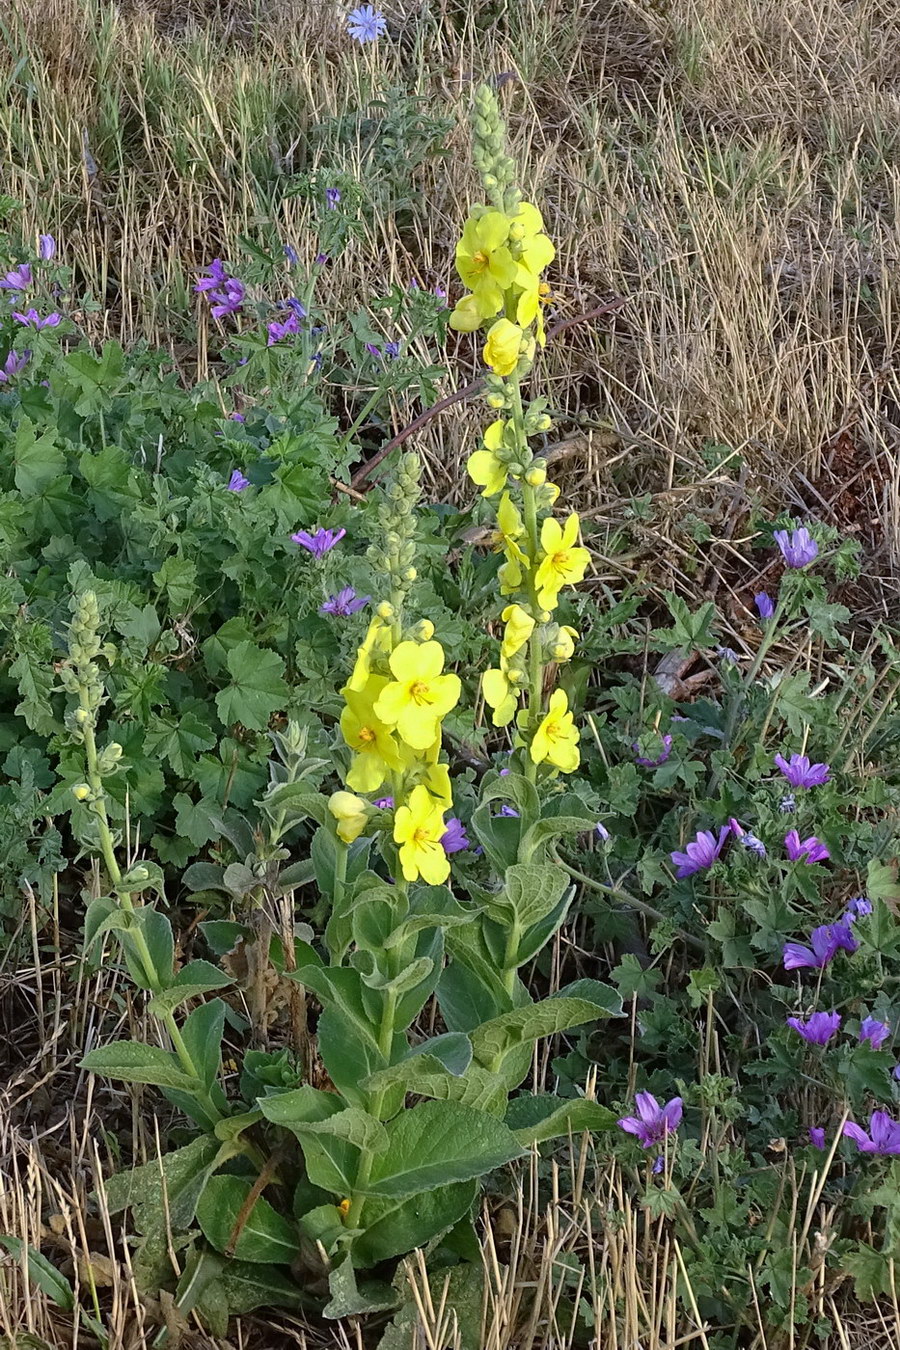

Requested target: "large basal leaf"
[
  {"left": 352, "top": 1180, "right": 478, "bottom": 1268},
  {"left": 554, "top": 979, "right": 623, "bottom": 1015},
  {"left": 215, "top": 640, "right": 288, "bottom": 731},
  {"left": 323, "top": 1256, "right": 397, "bottom": 1319},
  {"left": 201, "top": 1258, "right": 312, "bottom": 1322},
  {"left": 103, "top": 1135, "right": 222, "bottom": 1234},
  {"left": 361, "top": 1100, "right": 523, "bottom": 1199},
  {"left": 376, "top": 1265, "right": 485, "bottom": 1350},
  {"left": 469, "top": 997, "right": 611, "bottom": 1075},
  {"left": 80, "top": 1041, "right": 201, "bottom": 1093},
  {"left": 505, "top": 1094, "right": 618, "bottom": 1146},
  {"left": 196, "top": 1175, "right": 299, "bottom": 1265}
]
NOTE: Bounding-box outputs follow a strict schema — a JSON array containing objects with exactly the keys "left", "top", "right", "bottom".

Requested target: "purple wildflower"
[
  {"left": 283, "top": 243, "right": 299, "bottom": 265},
  {"left": 774, "top": 526, "right": 818, "bottom": 569},
  {"left": 0, "top": 263, "right": 32, "bottom": 291},
  {"left": 782, "top": 922, "right": 858, "bottom": 970},
  {"left": 755, "top": 592, "right": 775, "bottom": 619},
  {"left": 859, "top": 1017, "right": 890, "bottom": 1050},
  {"left": 780, "top": 793, "right": 796, "bottom": 813},
  {"left": 315, "top": 252, "right": 329, "bottom": 265},
  {"left": 670, "top": 826, "right": 730, "bottom": 879},
  {"left": 846, "top": 896, "right": 872, "bottom": 920},
  {"left": 326, "top": 187, "right": 342, "bottom": 209},
  {"left": 786, "top": 1011, "right": 841, "bottom": 1045},
  {"left": 785, "top": 830, "right": 830, "bottom": 865},
  {"left": 651, "top": 1155, "right": 665, "bottom": 1174},
  {"left": 291, "top": 527, "right": 346, "bottom": 558},
  {"left": 280, "top": 296, "right": 307, "bottom": 317},
  {"left": 441, "top": 818, "right": 470, "bottom": 855},
  {"left": 434, "top": 283, "right": 447, "bottom": 299},
  {"left": 617, "top": 1093, "right": 683, "bottom": 1148},
  {"left": 267, "top": 310, "right": 301, "bottom": 345},
  {"left": 230, "top": 411, "right": 245, "bottom": 423},
  {"left": 717, "top": 646, "right": 741, "bottom": 663},
  {"left": 842, "top": 1112, "right": 900, "bottom": 1155},
  {"left": 729, "top": 816, "right": 767, "bottom": 857},
  {"left": 634, "top": 733, "right": 672, "bottom": 768},
  {"left": 497, "top": 804, "right": 520, "bottom": 818},
  {"left": 809, "top": 1127, "right": 826, "bottom": 1149},
  {"left": 893, "top": 1065, "right": 900, "bottom": 1082},
  {"left": 227, "top": 469, "right": 250, "bottom": 492},
  {"left": 319, "top": 587, "right": 369, "bottom": 616},
  {"left": 346, "top": 5, "right": 386, "bottom": 42},
  {"left": 595, "top": 822, "right": 610, "bottom": 842},
  {"left": 194, "top": 259, "right": 229, "bottom": 292},
  {"left": 384, "top": 341, "right": 400, "bottom": 359},
  {"left": 39, "top": 235, "right": 56, "bottom": 261},
  {"left": 365, "top": 342, "right": 380, "bottom": 357},
  {"left": 209, "top": 278, "right": 245, "bottom": 319},
  {"left": 0, "top": 349, "right": 30, "bottom": 382},
  {"left": 775, "top": 753, "right": 830, "bottom": 789},
  {"left": 13, "top": 309, "right": 60, "bottom": 329}
]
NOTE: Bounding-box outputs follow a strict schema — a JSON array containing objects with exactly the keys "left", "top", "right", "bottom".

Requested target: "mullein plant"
[{"left": 69, "top": 88, "right": 621, "bottom": 1324}]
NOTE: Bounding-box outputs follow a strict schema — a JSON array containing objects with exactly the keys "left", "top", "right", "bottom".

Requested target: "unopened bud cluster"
[
  {"left": 60, "top": 590, "right": 110, "bottom": 731},
  {"left": 367, "top": 452, "right": 422, "bottom": 600},
  {"left": 472, "top": 84, "right": 520, "bottom": 215}
]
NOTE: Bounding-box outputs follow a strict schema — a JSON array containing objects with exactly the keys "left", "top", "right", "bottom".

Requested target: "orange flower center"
[
  {"left": 552, "top": 550, "right": 569, "bottom": 568},
  {"left": 412, "top": 826, "right": 432, "bottom": 845},
  {"left": 409, "top": 680, "right": 431, "bottom": 703},
  {"left": 471, "top": 250, "right": 489, "bottom": 268},
  {"left": 358, "top": 725, "right": 376, "bottom": 744}
]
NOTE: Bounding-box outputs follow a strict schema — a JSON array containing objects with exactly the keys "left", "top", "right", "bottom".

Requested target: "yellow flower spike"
[
  {"left": 340, "top": 677, "right": 402, "bottom": 793},
  {"left": 483, "top": 319, "right": 524, "bottom": 377},
  {"left": 455, "top": 211, "right": 517, "bottom": 315},
  {"left": 492, "top": 492, "right": 528, "bottom": 561},
  {"left": 467, "top": 419, "right": 509, "bottom": 497},
  {"left": 535, "top": 513, "right": 591, "bottom": 610},
  {"left": 449, "top": 294, "right": 484, "bottom": 333},
  {"left": 500, "top": 603, "right": 535, "bottom": 660},
  {"left": 329, "top": 790, "right": 370, "bottom": 844},
  {"left": 373, "top": 640, "right": 462, "bottom": 750},
  {"left": 346, "top": 615, "right": 390, "bottom": 692},
  {"left": 394, "top": 784, "right": 451, "bottom": 884},
  {"left": 530, "top": 689, "right": 580, "bottom": 772}
]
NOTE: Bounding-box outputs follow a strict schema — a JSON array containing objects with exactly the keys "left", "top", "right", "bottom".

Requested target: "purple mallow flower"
[
  {"left": 384, "top": 341, "right": 400, "bottom": 359},
  {"left": 728, "top": 818, "right": 767, "bottom": 857},
  {"left": 210, "top": 278, "right": 245, "bottom": 319},
  {"left": 617, "top": 1093, "right": 683, "bottom": 1148},
  {"left": 775, "top": 753, "right": 830, "bottom": 789},
  {"left": 842, "top": 1112, "right": 900, "bottom": 1155},
  {"left": 374, "top": 796, "right": 394, "bottom": 809},
  {"left": 320, "top": 587, "right": 369, "bottom": 616},
  {"left": 651, "top": 1155, "right": 664, "bottom": 1174},
  {"left": 809, "top": 1127, "right": 826, "bottom": 1149},
  {"left": 670, "top": 826, "right": 729, "bottom": 879},
  {"left": 787, "top": 1011, "right": 841, "bottom": 1045},
  {"left": 846, "top": 896, "right": 872, "bottom": 920},
  {"left": 283, "top": 243, "right": 299, "bottom": 265},
  {"left": 291, "top": 526, "right": 346, "bottom": 558},
  {"left": 194, "top": 259, "right": 229, "bottom": 292},
  {"left": 0, "top": 349, "right": 30, "bottom": 382},
  {"left": 634, "top": 734, "right": 672, "bottom": 768},
  {"left": 782, "top": 922, "right": 858, "bottom": 970},
  {"left": 267, "top": 310, "right": 301, "bottom": 345},
  {"left": 346, "top": 5, "right": 386, "bottom": 42},
  {"left": 0, "top": 263, "right": 32, "bottom": 290},
  {"left": 39, "top": 235, "right": 56, "bottom": 261},
  {"left": 859, "top": 1017, "right": 890, "bottom": 1050},
  {"left": 13, "top": 309, "right": 60, "bottom": 329},
  {"left": 755, "top": 592, "right": 775, "bottom": 619},
  {"left": 774, "top": 526, "right": 818, "bottom": 569},
  {"left": 314, "top": 252, "right": 329, "bottom": 265},
  {"left": 441, "top": 818, "right": 469, "bottom": 855},
  {"left": 227, "top": 469, "right": 250, "bottom": 492},
  {"left": 785, "top": 830, "right": 830, "bottom": 865},
  {"left": 497, "top": 804, "right": 520, "bottom": 818}
]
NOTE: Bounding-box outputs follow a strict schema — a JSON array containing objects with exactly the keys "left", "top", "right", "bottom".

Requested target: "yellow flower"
[
  {"left": 549, "top": 625, "right": 579, "bottom": 663},
  {"left": 483, "top": 319, "right": 523, "bottom": 377},
  {"left": 530, "top": 689, "right": 580, "bottom": 772},
  {"left": 482, "top": 658, "right": 522, "bottom": 727},
  {"left": 329, "top": 790, "right": 370, "bottom": 844},
  {"left": 340, "top": 677, "right": 401, "bottom": 793},
  {"left": 455, "top": 211, "right": 517, "bottom": 316},
  {"left": 346, "top": 616, "right": 390, "bottom": 692},
  {"left": 449, "top": 294, "right": 484, "bottom": 333},
  {"left": 394, "top": 784, "right": 451, "bottom": 884},
  {"left": 397, "top": 737, "right": 454, "bottom": 809},
  {"left": 374, "top": 640, "right": 461, "bottom": 750},
  {"left": 535, "top": 513, "right": 591, "bottom": 609},
  {"left": 467, "top": 420, "right": 509, "bottom": 498},
  {"left": 500, "top": 604, "right": 535, "bottom": 659}
]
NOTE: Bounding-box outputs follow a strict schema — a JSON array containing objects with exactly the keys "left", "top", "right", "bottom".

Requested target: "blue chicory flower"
[
  {"left": 784, "top": 830, "right": 829, "bottom": 864},
  {"left": 843, "top": 1112, "right": 900, "bottom": 1155},
  {"left": 775, "top": 752, "right": 830, "bottom": 789},
  {"left": 774, "top": 526, "right": 818, "bottom": 568},
  {"left": 319, "top": 587, "right": 369, "bottom": 617},
  {"left": 617, "top": 1093, "right": 683, "bottom": 1148},
  {"left": 39, "top": 234, "right": 56, "bottom": 261},
  {"left": 291, "top": 527, "right": 346, "bottom": 558},
  {"left": 755, "top": 592, "right": 775, "bottom": 619},
  {"left": 670, "top": 826, "right": 730, "bottom": 879},
  {"left": 346, "top": 4, "right": 386, "bottom": 42},
  {"left": 782, "top": 922, "right": 858, "bottom": 970},
  {"left": 441, "top": 817, "right": 470, "bottom": 855},
  {"left": 227, "top": 469, "right": 250, "bottom": 492},
  {"left": 859, "top": 1017, "right": 890, "bottom": 1050},
  {"left": 787, "top": 1011, "right": 841, "bottom": 1045}
]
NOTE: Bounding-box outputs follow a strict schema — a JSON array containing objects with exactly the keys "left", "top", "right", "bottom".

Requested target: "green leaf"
[
  {"left": 258, "top": 1085, "right": 346, "bottom": 1129},
  {"left": 867, "top": 860, "right": 900, "bottom": 905},
  {"left": 103, "top": 1135, "right": 222, "bottom": 1234},
  {"left": 13, "top": 417, "right": 65, "bottom": 496},
  {"left": 364, "top": 1059, "right": 508, "bottom": 1116},
  {"left": 519, "top": 815, "right": 596, "bottom": 861},
  {"left": 352, "top": 1180, "right": 478, "bottom": 1268},
  {"left": 182, "top": 998, "right": 227, "bottom": 1090},
  {"left": 504, "top": 1095, "right": 617, "bottom": 1145},
  {"left": 498, "top": 862, "right": 570, "bottom": 929},
  {"left": 0, "top": 1236, "right": 75, "bottom": 1309},
  {"left": 362, "top": 1101, "right": 523, "bottom": 1199},
  {"left": 80, "top": 1041, "right": 201, "bottom": 1092},
  {"left": 148, "top": 960, "right": 233, "bottom": 1016},
  {"left": 143, "top": 712, "right": 217, "bottom": 777},
  {"left": 196, "top": 1176, "right": 300, "bottom": 1264},
  {"left": 469, "top": 997, "right": 610, "bottom": 1079},
  {"left": 323, "top": 1257, "right": 397, "bottom": 1319},
  {"left": 215, "top": 641, "right": 288, "bottom": 731},
  {"left": 208, "top": 1259, "right": 311, "bottom": 1315},
  {"left": 153, "top": 555, "right": 198, "bottom": 613}
]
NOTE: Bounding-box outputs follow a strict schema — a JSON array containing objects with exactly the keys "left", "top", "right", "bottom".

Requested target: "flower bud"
[
  {"left": 486, "top": 393, "right": 505, "bottom": 409},
  {"left": 72, "top": 783, "right": 91, "bottom": 801},
  {"left": 328, "top": 790, "right": 370, "bottom": 845},
  {"left": 74, "top": 707, "right": 90, "bottom": 725},
  {"left": 377, "top": 601, "right": 395, "bottom": 620},
  {"left": 525, "top": 464, "right": 547, "bottom": 487},
  {"left": 403, "top": 567, "right": 417, "bottom": 582},
  {"left": 415, "top": 619, "right": 435, "bottom": 640}
]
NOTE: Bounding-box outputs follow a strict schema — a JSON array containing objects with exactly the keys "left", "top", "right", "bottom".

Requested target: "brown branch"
[{"left": 349, "top": 297, "right": 626, "bottom": 489}]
